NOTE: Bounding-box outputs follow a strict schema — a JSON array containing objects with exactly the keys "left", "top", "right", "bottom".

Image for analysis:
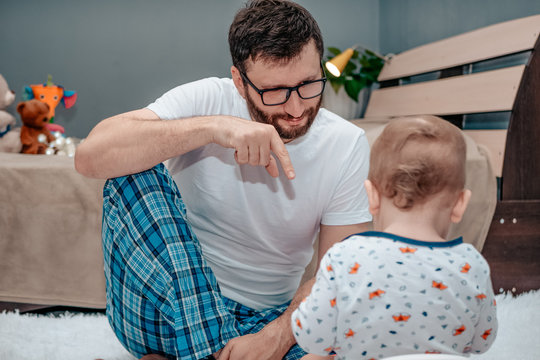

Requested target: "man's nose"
[{"left": 283, "top": 90, "right": 305, "bottom": 118}]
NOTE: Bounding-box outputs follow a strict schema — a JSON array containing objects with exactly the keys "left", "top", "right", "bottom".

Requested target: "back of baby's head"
[{"left": 369, "top": 115, "right": 466, "bottom": 209}]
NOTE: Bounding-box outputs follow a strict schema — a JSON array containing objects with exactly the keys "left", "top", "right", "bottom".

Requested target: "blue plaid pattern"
[{"left": 102, "top": 163, "right": 306, "bottom": 360}]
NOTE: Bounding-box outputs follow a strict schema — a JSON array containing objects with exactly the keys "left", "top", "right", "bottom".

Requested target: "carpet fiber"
[{"left": 1, "top": 290, "right": 539, "bottom": 360}]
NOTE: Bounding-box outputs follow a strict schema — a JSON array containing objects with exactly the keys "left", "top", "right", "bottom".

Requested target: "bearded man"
[{"left": 75, "top": 1, "right": 371, "bottom": 359}]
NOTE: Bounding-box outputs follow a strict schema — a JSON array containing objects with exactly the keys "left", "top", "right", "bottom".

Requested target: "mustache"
[{"left": 271, "top": 112, "right": 306, "bottom": 121}]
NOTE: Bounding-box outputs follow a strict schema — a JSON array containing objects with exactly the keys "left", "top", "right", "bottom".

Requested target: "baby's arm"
[
  {"left": 291, "top": 251, "right": 339, "bottom": 356},
  {"left": 470, "top": 277, "right": 498, "bottom": 353}
]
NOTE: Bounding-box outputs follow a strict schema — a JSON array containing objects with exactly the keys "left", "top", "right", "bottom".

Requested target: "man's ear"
[
  {"left": 450, "top": 189, "right": 472, "bottom": 224},
  {"left": 231, "top": 66, "right": 246, "bottom": 99},
  {"left": 364, "top": 179, "right": 380, "bottom": 216}
]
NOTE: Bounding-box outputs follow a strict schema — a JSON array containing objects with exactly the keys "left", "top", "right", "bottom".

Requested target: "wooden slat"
[
  {"left": 379, "top": 14, "right": 540, "bottom": 81},
  {"left": 365, "top": 65, "right": 524, "bottom": 118},
  {"left": 463, "top": 130, "right": 506, "bottom": 177}
]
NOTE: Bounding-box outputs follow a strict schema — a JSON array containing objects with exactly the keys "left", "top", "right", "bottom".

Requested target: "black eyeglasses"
[{"left": 240, "top": 66, "right": 327, "bottom": 106}]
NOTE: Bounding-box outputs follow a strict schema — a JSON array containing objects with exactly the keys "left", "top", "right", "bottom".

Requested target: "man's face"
[{"left": 235, "top": 41, "right": 323, "bottom": 142}]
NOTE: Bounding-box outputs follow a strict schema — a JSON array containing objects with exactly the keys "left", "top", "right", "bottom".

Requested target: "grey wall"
[
  {"left": 2, "top": 0, "right": 539, "bottom": 138},
  {"left": 1, "top": 0, "right": 377, "bottom": 138},
  {"left": 380, "top": 0, "right": 540, "bottom": 55}
]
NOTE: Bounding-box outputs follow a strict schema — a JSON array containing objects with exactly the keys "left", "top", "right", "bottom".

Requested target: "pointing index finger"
[{"left": 270, "top": 135, "right": 295, "bottom": 180}]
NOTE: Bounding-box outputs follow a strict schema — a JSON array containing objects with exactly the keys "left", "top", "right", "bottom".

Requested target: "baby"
[{"left": 292, "top": 116, "right": 497, "bottom": 359}]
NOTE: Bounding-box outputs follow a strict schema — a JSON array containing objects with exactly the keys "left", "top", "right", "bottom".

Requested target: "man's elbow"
[{"left": 74, "top": 144, "right": 101, "bottom": 178}]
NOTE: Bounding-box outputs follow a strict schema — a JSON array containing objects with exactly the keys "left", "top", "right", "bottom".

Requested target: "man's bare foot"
[{"left": 139, "top": 355, "right": 168, "bottom": 360}]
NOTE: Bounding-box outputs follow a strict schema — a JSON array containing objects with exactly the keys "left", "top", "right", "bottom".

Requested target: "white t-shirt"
[
  {"left": 147, "top": 77, "right": 371, "bottom": 310},
  {"left": 292, "top": 231, "right": 497, "bottom": 359}
]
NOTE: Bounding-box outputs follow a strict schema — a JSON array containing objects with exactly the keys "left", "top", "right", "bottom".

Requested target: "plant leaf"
[
  {"left": 325, "top": 44, "right": 385, "bottom": 99},
  {"left": 328, "top": 77, "right": 345, "bottom": 93},
  {"left": 344, "top": 79, "right": 364, "bottom": 102},
  {"left": 327, "top": 47, "right": 342, "bottom": 57},
  {"left": 343, "top": 61, "right": 357, "bottom": 75}
]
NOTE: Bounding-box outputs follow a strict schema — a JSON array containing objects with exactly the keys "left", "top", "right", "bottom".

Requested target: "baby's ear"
[
  {"left": 450, "top": 189, "right": 472, "bottom": 224},
  {"left": 364, "top": 179, "right": 380, "bottom": 216}
]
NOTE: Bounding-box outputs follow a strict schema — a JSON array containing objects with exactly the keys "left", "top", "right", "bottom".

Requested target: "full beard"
[{"left": 245, "top": 90, "right": 321, "bottom": 141}]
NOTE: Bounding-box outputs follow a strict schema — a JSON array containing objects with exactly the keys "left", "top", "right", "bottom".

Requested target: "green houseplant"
[{"left": 324, "top": 47, "right": 385, "bottom": 102}]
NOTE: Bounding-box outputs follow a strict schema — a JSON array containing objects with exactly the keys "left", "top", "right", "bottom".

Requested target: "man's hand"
[
  {"left": 211, "top": 116, "right": 295, "bottom": 180},
  {"left": 217, "top": 318, "right": 294, "bottom": 360}
]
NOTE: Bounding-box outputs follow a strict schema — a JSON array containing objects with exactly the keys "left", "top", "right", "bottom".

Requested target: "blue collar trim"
[{"left": 345, "top": 230, "right": 463, "bottom": 248}]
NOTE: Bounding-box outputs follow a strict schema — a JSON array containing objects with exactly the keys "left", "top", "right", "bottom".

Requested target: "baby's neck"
[
  {"left": 379, "top": 223, "right": 447, "bottom": 242},
  {"left": 375, "top": 198, "right": 452, "bottom": 243}
]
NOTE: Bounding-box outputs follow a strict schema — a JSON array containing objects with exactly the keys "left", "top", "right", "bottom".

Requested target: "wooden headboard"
[{"left": 361, "top": 14, "right": 540, "bottom": 293}]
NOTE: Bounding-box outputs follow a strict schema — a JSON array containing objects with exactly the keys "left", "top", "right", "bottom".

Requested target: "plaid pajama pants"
[{"left": 101, "top": 163, "right": 306, "bottom": 360}]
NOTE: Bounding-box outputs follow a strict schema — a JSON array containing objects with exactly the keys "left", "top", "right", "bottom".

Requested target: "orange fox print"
[
  {"left": 476, "top": 293, "right": 487, "bottom": 300},
  {"left": 481, "top": 328, "right": 492, "bottom": 340},
  {"left": 349, "top": 262, "right": 360, "bottom": 274},
  {"left": 369, "top": 289, "right": 386, "bottom": 299},
  {"left": 325, "top": 346, "right": 341, "bottom": 353},
  {"left": 295, "top": 318, "right": 302, "bottom": 329},
  {"left": 432, "top": 281, "right": 448, "bottom": 290},
  {"left": 399, "top": 246, "right": 417, "bottom": 254},
  {"left": 392, "top": 313, "right": 411, "bottom": 322},
  {"left": 345, "top": 329, "right": 355, "bottom": 338},
  {"left": 330, "top": 297, "right": 337, "bottom": 307},
  {"left": 326, "top": 264, "right": 334, "bottom": 272},
  {"left": 460, "top": 263, "right": 471, "bottom": 273},
  {"left": 453, "top": 325, "right": 466, "bottom": 336}
]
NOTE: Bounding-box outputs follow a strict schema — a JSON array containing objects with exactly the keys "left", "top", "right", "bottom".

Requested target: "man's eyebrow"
[{"left": 262, "top": 72, "right": 322, "bottom": 89}]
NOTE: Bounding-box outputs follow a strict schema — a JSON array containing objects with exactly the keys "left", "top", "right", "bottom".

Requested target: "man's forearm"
[
  {"left": 75, "top": 109, "right": 215, "bottom": 179},
  {"left": 267, "top": 277, "right": 316, "bottom": 352}
]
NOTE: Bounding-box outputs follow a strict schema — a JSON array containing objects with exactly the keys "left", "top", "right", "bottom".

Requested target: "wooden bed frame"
[{"left": 358, "top": 14, "right": 540, "bottom": 294}]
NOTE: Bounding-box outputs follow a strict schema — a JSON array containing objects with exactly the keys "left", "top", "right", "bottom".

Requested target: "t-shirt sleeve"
[
  {"left": 146, "top": 77, "right": 229, "bottom": 120},
  {"left": 470, "top": 275, "right": 498, "bottom": 353},
  {"left": 321, "top": 130, "right": 371, "bottom": 226},
  {"left": 291, "top": 249, "right": 339, "bottom": 356}
]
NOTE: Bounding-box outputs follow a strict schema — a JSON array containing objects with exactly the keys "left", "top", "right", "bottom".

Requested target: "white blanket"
[{"left": 0, "top": 290, "right": 538, "bottom": 360}]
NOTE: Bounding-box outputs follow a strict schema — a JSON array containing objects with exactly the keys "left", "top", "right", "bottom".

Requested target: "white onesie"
[{"left": 292, "top": 231, "right": 497, "bottom": 359}]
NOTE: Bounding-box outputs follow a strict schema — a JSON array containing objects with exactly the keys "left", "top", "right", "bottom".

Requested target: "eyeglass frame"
[{"left": 239, "top": 63, "right": 327, "bottom": 106}]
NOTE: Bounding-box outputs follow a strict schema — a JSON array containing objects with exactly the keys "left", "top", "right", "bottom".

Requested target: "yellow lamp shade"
[{"left": 325, "top": 48, "right": 355, "bottom": 77}]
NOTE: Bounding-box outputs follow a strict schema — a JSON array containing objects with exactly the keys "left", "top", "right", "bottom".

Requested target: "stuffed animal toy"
[
  {"left": 0, "top": 74, "right": 22, "bottom": 153},
  {"left": 17, "top": 99, "right": 55, "bottom": 154},
  {"left": 23, "top": 75, "right": 77, "bottom": 134}
]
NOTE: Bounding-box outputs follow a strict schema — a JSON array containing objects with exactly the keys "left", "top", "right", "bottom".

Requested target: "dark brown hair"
[
  {"left": 228, "top": 0, "right": 324, "bottom": 73},
  {"left": 368, "top": 116, "right": 467, "bottom": 210}
]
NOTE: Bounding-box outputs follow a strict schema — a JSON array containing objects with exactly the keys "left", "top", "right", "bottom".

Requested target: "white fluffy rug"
[{"left": 1, "top": 290, "right": 539, "bottom": 360}]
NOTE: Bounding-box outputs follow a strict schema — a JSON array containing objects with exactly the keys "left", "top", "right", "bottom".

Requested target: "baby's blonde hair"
[{"left": 368, "top": 115, "right": 466, "bottom": 209}]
